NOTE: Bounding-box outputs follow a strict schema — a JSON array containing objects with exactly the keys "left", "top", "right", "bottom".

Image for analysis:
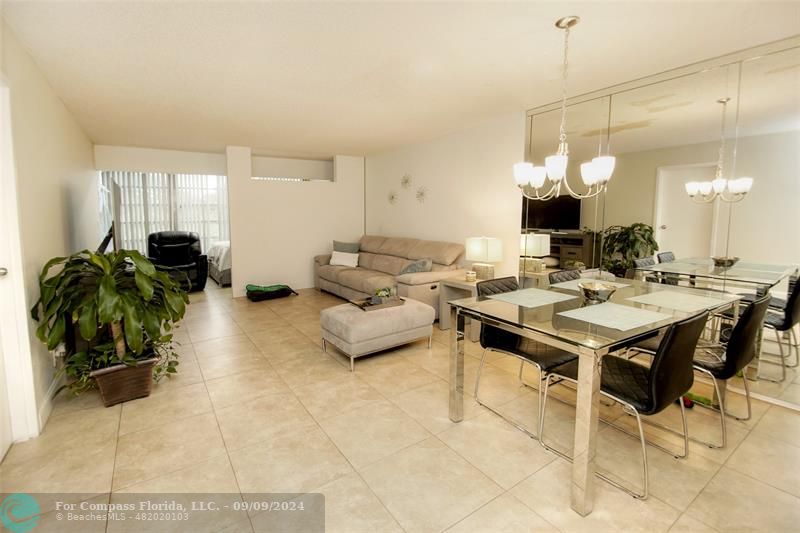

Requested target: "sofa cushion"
[
  {"left": 377, "top": 237, "right": 420, "bottom": 258},
  {"left": 371, "top": 255, "right": 413, "bottom": 276},
  {"left": 399, "top": 258, "right": 432, "bottom": 275},
  {"left": 337, "top": 269, "right": 395, "bottom": 294},
  {"left": 333, "top": 240, "right": 360, "bottom": 253},
  {"left": 318, "top": 264, "right": 355, "bottom": 283},
  {"left": 408, "top": 240, "right": 464, "bottom": 266},
  {"left": 360, "top": 235, "right": 387, "bottom": 254}
]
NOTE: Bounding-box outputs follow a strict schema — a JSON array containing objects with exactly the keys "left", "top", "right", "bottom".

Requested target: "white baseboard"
[{"left": 36, "top": 375, "right": 61, "bottom": 433}]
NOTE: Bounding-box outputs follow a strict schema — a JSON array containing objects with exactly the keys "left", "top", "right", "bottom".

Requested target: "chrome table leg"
[
  {"left": 449, "top": 306, "right": 466, "bottom": 422},
  {"left": 570, "top": 349, "right": 602, "bottom": 516}
]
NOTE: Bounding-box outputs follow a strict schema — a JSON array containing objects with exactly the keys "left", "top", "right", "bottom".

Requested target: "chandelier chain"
[
  {"left": 558, "top": 25, "right": 570, "bottom": 143},
  {"left": 716, "top": 99, "right": 727, "bottom": 180}
]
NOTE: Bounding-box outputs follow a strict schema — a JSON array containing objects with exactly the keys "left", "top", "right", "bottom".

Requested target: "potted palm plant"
[
  {"left": 31, "top": 249, "right": 188, "bottom": 406},
  {"left": 601, "top": 223, "right": 659, "bottom": 278}
]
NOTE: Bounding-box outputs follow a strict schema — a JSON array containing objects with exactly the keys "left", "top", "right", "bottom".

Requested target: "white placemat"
[
  {"left": 557, "top": 302, "right": 671, "bottom": 331},
  {"left": 489, "top": 288, "right": 577, "bottom": 308},
  {"left": 626, "top": 291, "right": 730, "bottom": 313},
  {"left": 550, "top": 278, "right": 630, "bottom": 292}
]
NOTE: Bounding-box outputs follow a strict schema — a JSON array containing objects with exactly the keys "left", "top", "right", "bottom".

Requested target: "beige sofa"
[{"left": 314, "top": 235, "right": 465, "bottom": 318}]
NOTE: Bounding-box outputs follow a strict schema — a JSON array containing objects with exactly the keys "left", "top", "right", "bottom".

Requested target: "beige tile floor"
[{"left": 2, "top": 282, "right": 800, "bottom": 532}]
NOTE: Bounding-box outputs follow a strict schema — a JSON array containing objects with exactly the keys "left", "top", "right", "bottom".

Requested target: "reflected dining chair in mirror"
[
  {"left": 760, "top": 280, "right": 800, "bottom": 382},
  {"left": 657, "top": 251, "right": 675, "bottom": 263},
  {"left": 692, "top": 294, "right": 769, "bottom": 448},
  {"left": 548, "top": 269, "right": 582, "bottom": 285},
  {"left": 474, "top": 277, "right": 577, "bottom": 438},
  {"left": 633, "top": 257, "right": 660, "bottom": 283},
  {"left": 538, "top": 311, "right": 709, "bottom": 499}
]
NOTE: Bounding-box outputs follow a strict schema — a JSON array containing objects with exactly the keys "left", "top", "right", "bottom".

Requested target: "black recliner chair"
[{"left": 148, "top": 231, "right": 208, "bottom": 292}]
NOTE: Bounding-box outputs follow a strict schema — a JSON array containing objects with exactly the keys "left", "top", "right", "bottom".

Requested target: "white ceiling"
[{"left": 3, "top": 1, "right": 800, "bottom": 158}]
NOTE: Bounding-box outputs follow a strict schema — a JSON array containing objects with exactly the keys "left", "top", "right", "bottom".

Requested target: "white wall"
[
  {"left": 228, "top": 149, "right": 365, "bottom": 297},
  {"left": 583, "top": 130, "right": 800, "bottom": 264},
  {"left": 94, "top": 145, "right": 227, "bottom": 175},
  {"left": 2, "top": 21, "right": 98, "bottom": 428},
  {"left": 365, "top": 112, "right": 526, "bottom": 277}
]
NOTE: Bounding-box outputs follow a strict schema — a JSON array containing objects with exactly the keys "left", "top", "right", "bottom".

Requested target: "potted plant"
[
  {"left": 601, "top": 223, "right": 659, "bottom": 277},
  {"left": 30, "top": 249, "right": 188, "bottom": 406}
]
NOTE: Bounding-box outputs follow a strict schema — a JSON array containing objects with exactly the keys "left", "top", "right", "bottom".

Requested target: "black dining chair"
[
  {"left": 548, "top": 269, "right": 581, "bottom": 285},
  {"left": 740, "top": 273, "right": 798, "bottom": 311},
  {"left": 474, "top": 277, "right": 577, "bottom": 438},
  {"left": 692, "top": 294, "right": 770, "bottom": 448},
  {"left": 760, "top": 279, "right": 800, "bottom": 382},
  {"left": 539, "top": 311, "right": 709, "bottom": 499},
  {"left": 657, "top": 251, "right": 676, "bottom": 263},
  {"left": 633, "top": 257, "right": 660, "bottom": 283}
]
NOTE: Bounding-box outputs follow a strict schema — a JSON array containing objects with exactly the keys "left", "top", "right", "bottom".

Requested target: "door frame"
[
  {"left": 653, "top": 162, "right": 720, "bottom": 257},
  {"left": 0, "top": 80, "right": 40, "bottom": 446}
]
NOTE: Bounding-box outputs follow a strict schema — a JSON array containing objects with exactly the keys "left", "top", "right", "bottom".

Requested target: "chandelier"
[
  {"left": 514, "top": 16, "right": 615, "bottom": 201},
  {"left": 685, "top": 76, "right": 754, "bottom": 203}
]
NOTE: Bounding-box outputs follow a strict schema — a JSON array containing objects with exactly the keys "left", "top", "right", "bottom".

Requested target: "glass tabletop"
[
  {"left": 633, "top": 257, "right": 798, "bottom": 287},
  {"left": 448, "top": 278, "right": 740, "bottom": 352}
]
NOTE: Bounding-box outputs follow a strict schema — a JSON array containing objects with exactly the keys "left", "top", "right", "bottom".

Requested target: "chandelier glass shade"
[
  {"left": 685, "top": 71, "right": 754, "bottom": 204},
  {"left": 514, "top": 16, "right": 615, "bottom": 201}
]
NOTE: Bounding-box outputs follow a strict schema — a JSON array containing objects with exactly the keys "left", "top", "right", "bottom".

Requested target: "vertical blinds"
[{"left": 102, "top": 171, "right": 229, "bottom": 254}]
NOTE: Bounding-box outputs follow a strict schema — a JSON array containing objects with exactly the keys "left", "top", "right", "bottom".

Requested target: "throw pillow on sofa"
[
  {"left": 400, "top": 258, "right": 432, "bottom": 274},
  {"left": 333, "top": 240, "right": 360, "bottom": 253},
  {"left": 330, "top": 251, "right": 359, "bottom": 268}
]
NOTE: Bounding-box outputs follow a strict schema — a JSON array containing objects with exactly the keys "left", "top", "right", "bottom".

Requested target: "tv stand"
[{"left": 531, "top": 229, "right": 599, "bottom": 268}]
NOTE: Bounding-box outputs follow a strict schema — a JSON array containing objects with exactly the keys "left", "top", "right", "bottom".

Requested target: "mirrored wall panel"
[{"left": 524, "top": 41, "right": 800, "bottom": 405}]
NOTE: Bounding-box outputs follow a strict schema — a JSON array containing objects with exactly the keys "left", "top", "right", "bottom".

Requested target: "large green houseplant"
[
  {"left": 601, "top": 223, "right": 659, "bottom": 277},
  {"left": 31, "top": 249, "right": 188, "bottom": 403}
]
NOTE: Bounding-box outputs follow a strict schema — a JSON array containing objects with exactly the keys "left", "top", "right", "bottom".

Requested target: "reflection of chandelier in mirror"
[
  {"left": 514, "top": 16, "right": 615, "bottom": 201},
  {"left": 685, "top": 72, "right": 754, "bottom": 203}
]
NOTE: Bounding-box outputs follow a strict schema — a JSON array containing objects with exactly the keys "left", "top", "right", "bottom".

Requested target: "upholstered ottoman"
[{"left": 320, "top": 298, "right": 436, "bottom": 371}]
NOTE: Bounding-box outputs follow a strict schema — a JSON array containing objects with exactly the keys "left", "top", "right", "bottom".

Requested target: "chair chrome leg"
[
  {"left": 678, "top": 396, "right": 690, "bottom": 458},
  {"left": 474, "top": 349, "right": 489, "bottom": 401},
  {"left": 518, "top": 359, "right": 525, "bottom": 383},
  {"left": 322, "top": 339, "right": 327, "bottom": 352},
  {"left": 757, "top": 326, "right": 787, "bottom": 383},
  {"left": 686, "top": 367, "right": 726, "bottom": 448},
  {"left": 474, "top": 350, "right": 541, "bottom": 439},
  {"left": 790, "top": 328, "right": 799, "bottom": 368},
  {"left": 634, "top": 410, "right": 649, "bottom": 499},
  {"left": 739, "top": 374, "right": 753, "bottom": 422}
]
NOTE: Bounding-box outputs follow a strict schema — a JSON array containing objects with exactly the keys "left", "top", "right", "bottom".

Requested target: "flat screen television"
[{"left": 522, "top": 196, "right": 581, "bottom": 230}]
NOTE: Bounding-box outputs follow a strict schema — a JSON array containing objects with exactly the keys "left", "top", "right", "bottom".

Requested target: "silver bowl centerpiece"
[
  {"left": 578, "top": 281, "right": 617, "bottom": 304},
  {"left": 712, "top": 256, "right": 739, "bottom": 268}
]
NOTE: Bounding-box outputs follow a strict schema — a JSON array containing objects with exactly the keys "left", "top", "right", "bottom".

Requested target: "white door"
[
  {"left": 655, "top": 165, "right": 716, "bottom": 259},
  {"left": 0, "top": 82, "right": 38, "bottom": 455},
  {"left": 0, "top": 328, "right": 11, "bottom": 460}
]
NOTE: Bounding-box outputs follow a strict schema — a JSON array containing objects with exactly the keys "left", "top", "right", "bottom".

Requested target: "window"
[{"left": 101, "top": 171, "right": 229, "bottom": 254}]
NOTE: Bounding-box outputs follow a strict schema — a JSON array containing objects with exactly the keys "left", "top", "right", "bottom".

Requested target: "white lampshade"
[
  {"left": 545, "top": 154, "right": 568, "bottom": 182},
  {"left": 729, "top": 177, "right": 754, "bottom": 194},
  {"left": 698, "top": 181, "right": 713, "bottom": 196},
  {"left": 591, "top": 155, "right": 616, "bottom": 183},
  {"left": 685, "top": 181, "right": 700, "bottom": 196},
  {"left": 531, "top": 166, "right": 548, "bottom": 188},
  {"left": 520, "top": 234, "right": 551, "bottom": 257},
  {"left": 580, "top": 161, "right": 600, "bottom": 186},
  {"left": 514, "top": 162, "right": 534, "bottom": 186},
  {"left": 465, "top": 237, "right": 503, "bottom": 263},
  {"left": 712, "top": 178, "right": 727, "bottom": 194}
]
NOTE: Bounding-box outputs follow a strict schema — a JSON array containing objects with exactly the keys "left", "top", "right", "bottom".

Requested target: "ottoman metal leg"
[
  {"left": 350, "top": 356, "right": 354, "bottom": 372},
  {"left": 322, "top": 339, "right": 327, "bottom": 352},
  {"left": 428, "top": 335, "right": 432, "bottom": 349}
]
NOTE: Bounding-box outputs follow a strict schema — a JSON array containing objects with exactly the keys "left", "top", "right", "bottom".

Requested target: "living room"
[{"left": 1, "top": 2, "right": 799, "bottom": 532}]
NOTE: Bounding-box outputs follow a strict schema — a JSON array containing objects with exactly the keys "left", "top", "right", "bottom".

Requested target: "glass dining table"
[
  {"left": 447, "top": 277, "right": 740, "bottom": 516},
  {"left": 632, "top": 257, "right": 798, "bottom": 291}
]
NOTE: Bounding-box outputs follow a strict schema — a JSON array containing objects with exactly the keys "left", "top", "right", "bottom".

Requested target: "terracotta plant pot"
[{"left": 90, "top": 357, "right": 158, "bottom": 407}]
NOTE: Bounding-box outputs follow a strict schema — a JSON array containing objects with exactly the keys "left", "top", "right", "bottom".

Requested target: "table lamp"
[
  {"left": 520, "top": 234, "right": 551, "bottom": 273},
  {"left": 465, "top": 237, "right": 503, "bottom": 280}
]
